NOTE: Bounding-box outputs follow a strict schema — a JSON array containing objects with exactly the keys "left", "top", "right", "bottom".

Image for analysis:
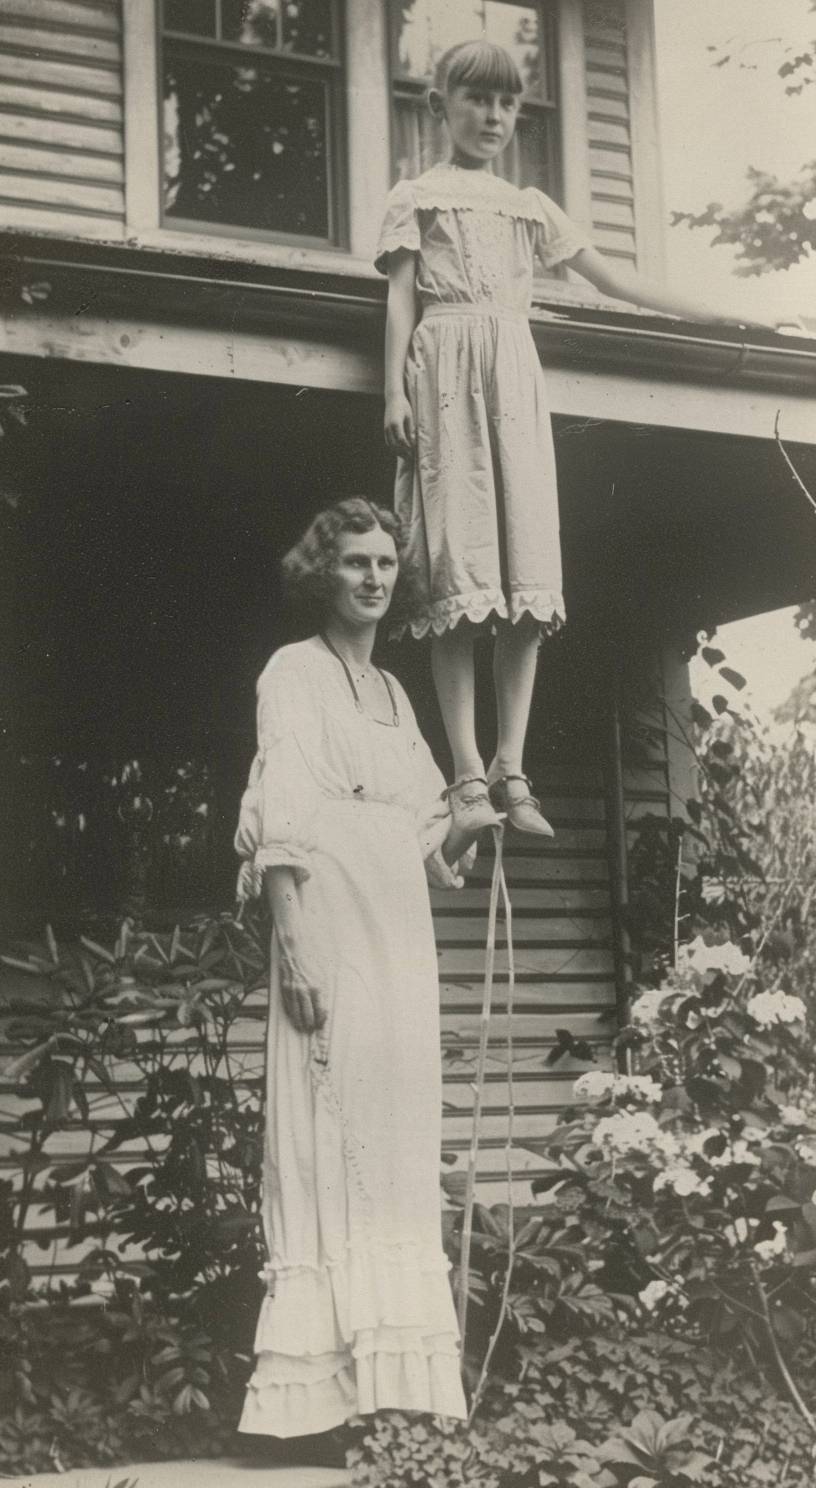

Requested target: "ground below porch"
[{"left": 9, "top": 1460, "right": 350, "bottom": 1487}]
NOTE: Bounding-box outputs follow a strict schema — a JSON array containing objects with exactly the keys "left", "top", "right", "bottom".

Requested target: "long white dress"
[{"left": 235, "top": 638, "right": 468, "bottom": 1436}]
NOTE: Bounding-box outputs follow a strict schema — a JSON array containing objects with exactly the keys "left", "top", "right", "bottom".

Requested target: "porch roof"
[{"left": 1, "top": 233, "right": 815, "bottom": 446}]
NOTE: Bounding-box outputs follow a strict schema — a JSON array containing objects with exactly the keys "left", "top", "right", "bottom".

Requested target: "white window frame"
[
  {"left": 123, "top": 0, "right": 390, "bottom": 271},
  {"left": 122, "top": 0, "right": 657, "bottom": 279}
]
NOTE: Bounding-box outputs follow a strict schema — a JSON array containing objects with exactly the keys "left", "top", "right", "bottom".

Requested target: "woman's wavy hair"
[
  {"left": 433, "top": 39, "right": 524, "bottom": 97},
  {"left": 282, "top": 497, "right": 413, "bottom": 620}
]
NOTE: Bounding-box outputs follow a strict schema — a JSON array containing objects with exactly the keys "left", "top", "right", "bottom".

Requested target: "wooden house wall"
[
  {"left": 583, "top": 0, "right": 637, "bottom": 265},
  {"left": 0, "top": 0, "right": 124, "bottom": 241},
  {"left": 0, "top": 0, "right": 650, "bottom": 272}
]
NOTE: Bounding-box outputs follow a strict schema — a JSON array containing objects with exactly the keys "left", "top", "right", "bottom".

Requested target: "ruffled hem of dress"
[
  {"left": 235, "top": 843, "right": 311, "bottom": 901},
  {"left": 253, "top": 1238, "right": 460, "bottom": 1357},
  {"left": 391, "top": 587, "right": 566, "bottom": 640},
  {"left": 238, "top": 1331, "right": 467, "bottom": 1437}
]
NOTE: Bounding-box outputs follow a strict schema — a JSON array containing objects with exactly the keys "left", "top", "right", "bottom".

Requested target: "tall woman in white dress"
[{"left": 235, "top": 498, "right": 469, "bottom": 1437}]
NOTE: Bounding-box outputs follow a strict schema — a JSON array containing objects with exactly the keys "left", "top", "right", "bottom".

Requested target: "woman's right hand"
[
  {"left": 278, "top": 945, "right": 327, "bottom": 1033},
  {"left": 384, "top": 393, "right": 415, "bottom": 459}
]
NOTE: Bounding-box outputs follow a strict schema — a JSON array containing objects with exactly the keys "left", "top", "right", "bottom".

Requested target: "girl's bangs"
[{"left": 440, "top": 41, "right": 523, "bottom": 95}]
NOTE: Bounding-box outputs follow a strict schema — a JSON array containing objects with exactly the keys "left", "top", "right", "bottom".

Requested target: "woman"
[{"left": 235, "top": 498, "right": 470, "bottom": 1438}]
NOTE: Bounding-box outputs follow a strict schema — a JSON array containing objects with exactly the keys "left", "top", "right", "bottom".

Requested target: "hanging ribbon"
[{"left": 457, "top": 822, "right": 517, "bottom": 1380}]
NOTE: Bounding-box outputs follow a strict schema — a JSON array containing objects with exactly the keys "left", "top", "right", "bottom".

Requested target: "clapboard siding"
[
  {"left": 0, "top": 1, "right": 124, "bottom": 238},
  {"left": 583, "top": 0, "right": 638, "bottom": 264},
  {"left": 1, "top": 787, "right": 621, "bottom": 1279}
]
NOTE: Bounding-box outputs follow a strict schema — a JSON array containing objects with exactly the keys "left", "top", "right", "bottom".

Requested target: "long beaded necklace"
[{"left": 319, "top": 632, "right": 400, "bottom": 728}]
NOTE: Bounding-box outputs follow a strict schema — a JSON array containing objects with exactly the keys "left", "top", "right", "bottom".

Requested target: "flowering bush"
[{"left": 350, "top": 641, "right": 816, "bottom": 1485}]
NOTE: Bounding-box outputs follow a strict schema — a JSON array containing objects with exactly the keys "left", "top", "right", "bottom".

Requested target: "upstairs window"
[
  {"left": 389, "top": 0, "right": 560, "bottom": 197},
  {"left": 160, "top": 0, "right": 346, "bottom": 246}
]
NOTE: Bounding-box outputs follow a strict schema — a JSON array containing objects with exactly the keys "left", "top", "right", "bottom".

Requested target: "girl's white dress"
[
  {"left": 235, "top": 638, "right": 468, "bottom": 1436},
  {"left": 376, "top": 163, "right": 590, "bottom": 638}
]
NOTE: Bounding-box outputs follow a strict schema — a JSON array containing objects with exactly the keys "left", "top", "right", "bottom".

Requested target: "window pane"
[
  {"left": 394, "top": 93, "right": 555, "bottom": 195},
  {"left": 221, "top": 0, "right": 281, "bottom": 48},
  {"left": 163, "top": 48, "right": 330, "bottom": 238},
  {"left": 394, "top": 0, "right": 544, "bottom": 97},
  {"left": 281, "top": 0, "right": 335, "bottom": 57},
  {"left": 164, "top": 0, "right": 216, "bottom": 36},
  {"left": 219, "top": 0, "right": 336, "bottom": 56}
]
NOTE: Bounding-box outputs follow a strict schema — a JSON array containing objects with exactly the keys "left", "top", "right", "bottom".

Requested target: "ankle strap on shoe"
[{"left": 444, "top": 774, "right": 488, "bottom": 799}]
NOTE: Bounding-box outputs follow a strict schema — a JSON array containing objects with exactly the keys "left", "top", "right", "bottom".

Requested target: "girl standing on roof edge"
[{"left": 376, "top": 38, "right": 772, "bottom": 844}]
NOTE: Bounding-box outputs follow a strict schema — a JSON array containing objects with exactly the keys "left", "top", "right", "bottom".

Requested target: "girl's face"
[
  {"left": 438, "top": 82, "right": 520, "bottom": 166},
  {"left": 328, "top": 525, "right": 399, "bottom": 630}
]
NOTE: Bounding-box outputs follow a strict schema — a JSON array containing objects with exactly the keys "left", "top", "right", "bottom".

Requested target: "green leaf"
[
  {"left": 691, "top": 701, "right": 713, "bottom": 729},
  {"left": 78, "top": 936, "right": 116, "bottom": 964}
]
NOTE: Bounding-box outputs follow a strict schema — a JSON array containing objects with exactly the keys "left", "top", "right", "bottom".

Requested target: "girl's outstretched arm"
[
  {"left": 569, "top": 245, "right": 775, "bottom": 329},
  {"left": 384, "top": 247, "right": 419, "bottom": 458}
]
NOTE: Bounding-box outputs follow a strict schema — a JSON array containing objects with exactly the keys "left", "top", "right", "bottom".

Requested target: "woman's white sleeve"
[{"left": 234, "top": 660, "right": 321, "bottom": 902}]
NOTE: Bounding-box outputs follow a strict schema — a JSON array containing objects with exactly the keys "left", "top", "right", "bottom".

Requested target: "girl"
[{"left": 376, "top": 38, "right": 767, "bottom": 842}]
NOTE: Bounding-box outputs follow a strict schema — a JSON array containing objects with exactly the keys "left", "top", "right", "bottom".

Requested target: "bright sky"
[
  {"left": 654, "top": 0, "right": 816, "bottom": 321},
  {"left": 653, "top": 0, "right": 816, "bottom": 715}
]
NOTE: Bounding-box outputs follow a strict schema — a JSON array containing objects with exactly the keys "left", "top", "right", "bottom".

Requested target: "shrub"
[{"left": 0, "top": 910, "right": 270, "bottom": 1470}]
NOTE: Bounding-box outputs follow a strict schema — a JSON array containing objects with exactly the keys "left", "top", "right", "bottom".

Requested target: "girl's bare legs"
[
  {"left": 431, "top": 622, "right": 483, "bottom": 780},
  {"left": 488, "top": 616, "right": 554, "bottom": 836},
  {"left": 431, "top": 623, "right": 500, "bottom": 849}
]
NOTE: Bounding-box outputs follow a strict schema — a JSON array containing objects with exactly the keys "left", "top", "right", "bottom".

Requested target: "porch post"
[{"left": 603, "top": 664, "right": 634, "bottom": 1047}]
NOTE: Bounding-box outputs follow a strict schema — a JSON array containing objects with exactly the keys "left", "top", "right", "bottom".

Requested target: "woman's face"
[{"left": 328, "top": 525, "right": 399, "bottom": 629}]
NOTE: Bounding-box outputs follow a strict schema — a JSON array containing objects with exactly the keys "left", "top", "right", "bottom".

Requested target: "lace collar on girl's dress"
[{"left": 410, "top": 162, "right": 552, "bottom": 223}]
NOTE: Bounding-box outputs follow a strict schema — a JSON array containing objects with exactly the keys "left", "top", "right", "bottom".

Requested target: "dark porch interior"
[{"left": 2, "top": 357, "right": 814, "bottom": 932}]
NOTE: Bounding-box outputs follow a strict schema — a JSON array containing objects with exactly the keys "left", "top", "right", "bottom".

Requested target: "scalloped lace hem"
[
  {"left": 239, "top": 1333, "right": 467, "bottom": 1437},
  {"left": 392, "top": 587, "right": 565, "bottom": 640}
]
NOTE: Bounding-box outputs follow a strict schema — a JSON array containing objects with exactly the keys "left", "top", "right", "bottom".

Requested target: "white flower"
[
  {"left": 729, "top": 1139, "right": 761, "bottom": 1168},
  {"left": 686, "top": 1130, "right": 760, "bottom": 1169},
  {"left": 573, "top": 1071, "right": 616, "bottom": 1103},
  {"left": 798, "top": 1143, "right": 816, "bottom": 1165},
  {"left": 573, "top": 1072, "right": 663, "bottom": 1106},
  {"left": 747, "top": 991, "right": 807, "bottom": 1029},
  {"left": 685, "top": 1127, "right": 721, "bottom": 1158},
  {"left": 639, "top": 1277, "right": 689, "bottom": 1314},
  {"left": 639, "top": 1279, "right": 670, "bottom": 1311},
  {"left": 678, "top": 936, "right": 752, "bottom": 978},
  {"left": 654, "top": 1162, "right": 712, "bottom": 1198},
  {"left": 779, "top": 1104, "right": 809, "bottom": 1127},
  {"left": 630, "top": 990, "right": 668, "bottom": 1026},
  {"left": 592, "top": 1111, "right": 677, "bottom": 1157},
  {"left": 754, "top": 1221, "right": 788, "bottom": 1262},
  {"left": 624, "top": 1075, "right": 664, "bottom": 1104},
  {"left": 724, "top": 1216, "right": 758, "bottom": 1247}
]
